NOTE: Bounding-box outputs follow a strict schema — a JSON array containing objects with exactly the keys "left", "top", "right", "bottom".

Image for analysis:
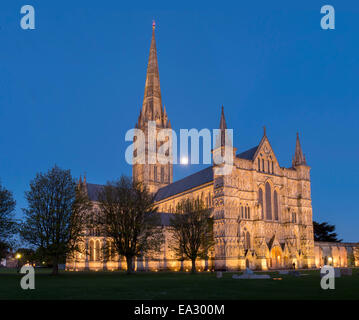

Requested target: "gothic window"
[
  {"left": 274, "top": 190, "right": 279, "bottom": 220},
  {"left": 95, "top": 241, "right": 101, "bottom": 261},
  {"left": 258, "top": 158, "right": 260, "bottom": 171},
  {"left": 89, "top": 240, "right": 94, "bottom": 261},
  {"left": 272, "top": 161, "right": 274, "bottom": 174},
  {"left": 154, "top": 166, "right": 157, "bottom": 182},
  {"left": 248, "top": 207, "right": 250, "bottom": 219},
  {"left": 292, "top": 212, "right": 297, "bottom": 223},
  {"left": 107, "top": 240, "right": 112, "bottom": 261},
  {"left": 267, "top": 160, "right": 270, "bottom": 173},
  {"left": 161, "top": 167, "right": 164, "bottom": 182},
  {"left": 273, "top": 190, "right": 279, "bottom": 220},
  {"left": 265, "top": 182, "right": 272, "bottom": 220},
  {"left": 258, "top": 188, "right": 264, "bottom": 219},
  {"left": 262, "top": 159, "right": 264, "bottom": 172}
]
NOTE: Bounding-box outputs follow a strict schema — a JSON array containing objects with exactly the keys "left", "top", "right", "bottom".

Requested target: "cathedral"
[{"left": 66, "top": 23, "right": 358, "bottom": 272}]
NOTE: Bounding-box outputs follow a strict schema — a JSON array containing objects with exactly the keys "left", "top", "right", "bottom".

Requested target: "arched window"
[
  {"left": 292, "top": 212, "right": 297, "bottom": 223},
  {"left": 248, "top": 207, "right": 251, "bottom": 219},
  {"left": 161, "top": 167, "right": 164, "bottom": 182},
  {"left": 245, "top": 232, "right": 251, "bottom": 250},
  {"left": 274, "top": 190, "right": 279, "bottom": 221},
  {"left": 89, "top": 240, "right": 94, "bottom": 261},
  {"left": 241, "top": 206, "right": 244, "bottom": 219},
  {"left": 272, "top": 161, "right": 274, "bottom": 174},
  {"left": 258, "top": 158, "right": 260, "bottom": 171},
  {"left": 154, "top": 166, "right": 157, "bottom": 182},
  {"left": 95, "top": 241, "right": 101, "bottom": 261},
  {"left": 267, "top": 160, "right": 270, "bottom": 173},
  {"left": 262, "top": 159, "right": 264, "bottom": 172},
  {"left": 107, "top": 240, "right": 112, "bottom": 261},
  {"left": 265, "top": 182, "right": 272, "bottom": 220},
  {"left": 258, "top": 188, "right": 264, "bottom": 219}
]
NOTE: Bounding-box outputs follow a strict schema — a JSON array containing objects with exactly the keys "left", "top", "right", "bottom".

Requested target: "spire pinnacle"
[
  {"left": 216, "top": 105, "right": 231, "bottom": 148},
  {"left": 219, "top": 105, "right": 227, "bottom": 130},
  {"left": 138, "top": 21, "right": 163, "bottom": 126},
  {"left": 263, "top": 125, "right": 267, "bottom": 137},
  {"left": 292, "top": 132, "right": 307, "bottom": 167}
]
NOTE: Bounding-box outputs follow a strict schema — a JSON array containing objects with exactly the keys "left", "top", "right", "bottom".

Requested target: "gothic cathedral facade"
[
  {"left": 66, "top": 24, "right": 358, "bottom": 272},
  {"left": 132, "top": 22, "right": 315, "bottom": 270}
]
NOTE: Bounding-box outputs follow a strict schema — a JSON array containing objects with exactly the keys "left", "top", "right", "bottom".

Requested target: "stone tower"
[
  {"left": 212, "top": 107, "right": 238, "bottom": 270},
  {"left": 291, "top": 133, "right": 315, "bottom": 268},
  {"left": 133, "top": 22, "right": 173, "bottom": 194}
]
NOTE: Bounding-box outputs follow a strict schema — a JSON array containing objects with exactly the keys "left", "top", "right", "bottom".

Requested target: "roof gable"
[{"left": 253, "top": 135, "right": 279, "bottom": 165}]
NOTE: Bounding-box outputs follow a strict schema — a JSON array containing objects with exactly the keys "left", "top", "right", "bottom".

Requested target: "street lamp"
[{"left": 15, "top": 253, "right": 22, "bottom": 272}]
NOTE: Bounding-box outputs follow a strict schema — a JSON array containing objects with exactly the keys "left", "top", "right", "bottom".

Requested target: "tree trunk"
[
  {"left": 191, "top": 258, "right": 196, "bottom": 273},
  {"left": 52, "top": 257, "right": 59, "bottom": 275},
  {"left": 126, "top": 256, "right": 133, "bottom": 274}
]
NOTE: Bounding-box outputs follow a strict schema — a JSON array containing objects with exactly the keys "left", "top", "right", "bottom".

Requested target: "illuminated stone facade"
[{"left": 65, "top": 24, "right": 358, "bottom": 272}]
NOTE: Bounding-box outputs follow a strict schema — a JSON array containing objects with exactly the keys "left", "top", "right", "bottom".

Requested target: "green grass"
[{"left": 0, "top": 268, "right": 358, "bottom": 300}]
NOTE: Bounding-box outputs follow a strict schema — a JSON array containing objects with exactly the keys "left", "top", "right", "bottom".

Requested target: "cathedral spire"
[
  {"left": 219, "top": 105, "right": 227, "bottom": 130},
  {"left": 140, "top": 20, "right": 163, "bottom": 123},
  {"left": 292, "top": 132, "right": 307, "bottom": 167},
  {"left": 133, "top": 23, "right": 173, "bottom": 193},
  {"left": 216, "top": 105, "right": 230, "bottom": 148}
]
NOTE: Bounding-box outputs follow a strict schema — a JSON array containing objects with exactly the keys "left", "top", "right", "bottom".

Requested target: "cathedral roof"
[
  {"left": 236, "top": 145, "right": 259, "bottom": 160},
  {"left": 154, "top": 166, "right": 213, "bottom": 202}
]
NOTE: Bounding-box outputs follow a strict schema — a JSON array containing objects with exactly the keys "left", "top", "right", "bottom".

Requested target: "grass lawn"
[{"left": 0, "top": 268, "right": 358, "bottom": 300}]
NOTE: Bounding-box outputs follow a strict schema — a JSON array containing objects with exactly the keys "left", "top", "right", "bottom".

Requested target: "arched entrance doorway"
[{"left": 270, "top": 246, "right": 282, "bottom": 269}]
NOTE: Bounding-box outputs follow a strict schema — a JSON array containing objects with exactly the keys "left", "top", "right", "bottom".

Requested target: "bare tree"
[
  {"left": 20, "top": 165, "right": 92, "bottom": 275},
  {"left": 169, "top": 198, "right": 214, "bottom": 273},
  {"left": 97, "top": 176, "right": 163, "bottom": 274},
  {"left": 0, "top": 181, "right": 17, "bottom": 254}
]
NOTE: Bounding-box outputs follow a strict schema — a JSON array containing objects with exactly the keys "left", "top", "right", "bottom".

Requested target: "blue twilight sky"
[{"left": 0, "top": 1, "right": 358, "bottom": 241}]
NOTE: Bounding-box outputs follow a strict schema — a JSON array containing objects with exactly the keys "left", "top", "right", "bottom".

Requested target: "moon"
[{"left": 180, "top": 156, "right": 189, "bottom": 165}]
